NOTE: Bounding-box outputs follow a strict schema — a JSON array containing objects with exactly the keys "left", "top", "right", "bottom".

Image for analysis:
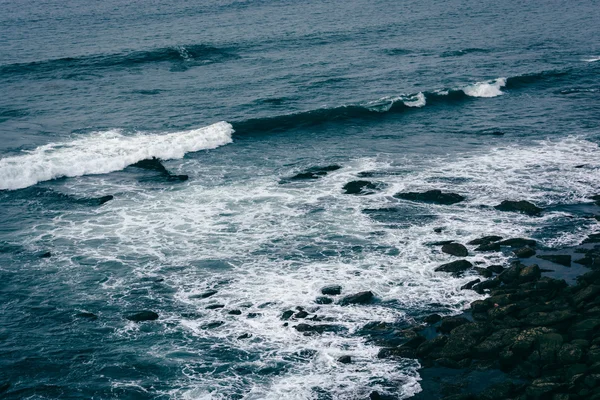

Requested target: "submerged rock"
[
  {"left": 538, "top": 254, "right": 571, "bottom": 267},
  {"left": 514, "top": 246, "right": 536, "bottom": 258},
  {"left": 40, "top": 251, "right": 52, "bottom": 258},
  {"left": 337, "top": 355, "right": 352, "bottom": 364},
  {"left": 467, "top": 235, "right": 503, "bottom": 245},
  {"left": 442, "top": 242, "right": 469, "bottom": 257},
  {"left": 435, "top": 260, "right": 473, "bottom": 276},
  {"left": 494, "top": 200, "right": 543, "bottom": 216},
  {"left": 294, "top": 323, "right": 343, "bottom": 334},
  {"left": 339, "top": 291, "right": 374, "bottom": 305},
  {"left": 315, "top": 296, "right": 333, "bottom": 304},
  {"left": 281, "top": 310, "right": 294, "bottom": 320},
  {"left": 342, "top": 180, "right": 381, "bottom": 195},
  {"left": 283, "top": 165, "right": 342, "bottom": 182},
  {"left": 125, "top": 310, "right": 159, "bottom": 322},
  {"left": 95, "top": 195, "right": 114, "bottom": 205},
  {"left": 75, "top": 312, "right": 98, "bottom": 320},
  {"left": 130, "top": 157, "right": 188, "bottom": 182},
  {"left": 190, "top": 290, "right": 218, "bottom": 299},
  {"left": 321, "top": 285, "right": 342, "bottom": 295},
  {"left": 394, "top": 189, "right": 465, "bottom": 205}
]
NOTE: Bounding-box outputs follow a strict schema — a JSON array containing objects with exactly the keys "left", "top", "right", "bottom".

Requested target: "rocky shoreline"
[{"left": 372, "top": 232, "right": 600, "bottom": 400}]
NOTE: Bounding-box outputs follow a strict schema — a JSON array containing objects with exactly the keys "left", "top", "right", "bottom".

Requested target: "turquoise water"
[{"left": 1, "top": 0, "right": 599, "bottom": 398}]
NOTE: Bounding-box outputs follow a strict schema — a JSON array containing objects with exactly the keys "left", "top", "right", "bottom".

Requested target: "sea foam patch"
[
  {"left": 0, "top": 121, "right": 233, "bottom": 190},
  {"left": 462, "top": 77, "right": 507, "bottom": 97}
]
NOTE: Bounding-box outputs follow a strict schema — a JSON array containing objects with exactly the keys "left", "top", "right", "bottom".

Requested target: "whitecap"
[{"left": 462, "top": 77, "right": 507, "bottom": 97}]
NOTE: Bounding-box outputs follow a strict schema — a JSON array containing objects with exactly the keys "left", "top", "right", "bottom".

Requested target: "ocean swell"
[{"left": 0, "top": 121, "right": 233, "bottom": 191}]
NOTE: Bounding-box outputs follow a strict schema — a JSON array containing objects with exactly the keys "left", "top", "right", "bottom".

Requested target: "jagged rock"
[
  {"left": 337, "top": 355, "right": 352, "bottom": 364},
  {"left": 321, "top": 285, "right": 342, "bottom": 295},
  {"left": 499, "top": 238, "right": 537, "bottom": 248},
  {"left": 514, "top": 246, "right": 536, "bottom": 258},
  {"left": 474, "top": 328, "right": 519, "bottom": 358},
  {"left": 96, "top": 195, "right": 114, "bottom": 205},
  {"left": 339, "top": 291, "right": 374, "bottom": 305},
  {"left": 461, "top": 279, "right": 481, "bottom": 290},
  {"left": 468, "top": 235, "right": 503, "bottom": 246},
  {"left": 315, "top": 296, "right": 333, "bottom": 304},
  {"left": 573, "top": 285, "right": 600, "bottom": 305},
  {"left": 435, "top": 260, "right": 473, "bottom": 276},
  {"left": 498, "top": 262, "right": 524, "bottom": 284},
  {"left": 538, "top": 254, "right": 572, "bottom": 267},
  {"left": 495, "top": 200, "right": 543, "bottom": 216},
  {"left": 342, "top": 180, "right": 380, "bottom": 195},
  {"left": 281, "top": 310, "right": 294, "bottom": 320},
  {"left": 394, "top": 190, "right": 465, "bottom": 205},
  {"left": 131, "top": 157, "right": 188, "bottom": 181},
  {"left": 512, "top": 327, "right": 555, "bottom": 356},
  {"left": 125, "top": 310, "right": 159, "bottom": 322},
  {"left": 284, "top": 165, "right": 342, "bottom": 181},
  {"left": 523, "top": 310, "right": 576, "bottom": 326},
  {"left": 190, "top": 290, "right": 218, "bottom": 299},
  {"left": 442, "top": 243, "right": 469, "bottom": 257}
]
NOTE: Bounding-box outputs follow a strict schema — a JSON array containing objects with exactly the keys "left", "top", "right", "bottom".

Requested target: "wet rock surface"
[
  {"left": 394, "top": 189, "right": 465, "bottom": 205},
  {"left": 404, "top": 234, "right": 600, "bottom": 399},
  {"left": 494, "top": 200, "right": 543, "bottom": 216}
]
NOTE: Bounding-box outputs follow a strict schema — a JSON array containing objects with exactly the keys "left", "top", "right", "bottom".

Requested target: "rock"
[
  {"left": 434, "top": 227, "right": 444, "bottom": 233},
  {"left": 75, "top": 312, "right": 98, "bottom": 320},
  {"left": 394, "top": 189, "right": 465, "bottom": 205},
  {"left": 237, "top": 333, "right": 252, "bottom": 339},
  {"left": 468, "top": 235, "right": 503, "bottom": 246},
  {"left": 425, "top": 314, "right": 442, "bottom": 324},
  {"left": 514, "top": 246, "right": 536, "bottom": 258},
  {"left": 474, "top": 329, "right": 519, "bottom": 358},
  {"left": 321, "top": 285, "right": 342, "bottom": 295},
  {"left": 281, "top": 310, "right": 294, "bottom": 320},
  {"left": 337, "top": 355, "right": 352, "bottom": 364},
  {"left": 487, "top": 264, "right": 505, "bottom": 274},
  {"left": 315, "top": 296, "right": 333, "bottom": 304},
  {"left": 342, "top": 180, "right": 380, "bottom": 195},
  {"left": 294, "top": 323, "right": 343, "bottom": 334},
  {"left": 573, "top": 285, "right": 600, "bottom": 305},
  {"left": 498, "top": 238, "right": 537, "bottom": 248},
  {"left": 96, "top": 195, "right": 114, "bottom": 205},
  {"left": 537, "top": 332, "right": 564, "bottom": 363},
  {"left": 461, "top": 279, "right": 481, "bottom": 290},
  {"left": 583, "top": 234, "right": 600, "bottom": 244},
  {"left": 498, "top": 262, "right": 524, "bottom": 284},
  {"left": 570, "top": 319, "right": 600, "bottom": 340},
  {"left": 416, "top": 335, "right": 448, "bottom": 357},
  {"left": 519, "top": 264, "right": 541, "bottom": 283},
  {"left": 538, "top": 255, "right": 572, "bottom": 267},
  {"left": 131, "top": 157, "right": 188, "bottom": 182},
  {"left": 437, "top": 331, "right": 478, "bottom": 360},
  {"left": 438, "top": 316, "right": 470, "bottom": 334},
  {"left": 247, "top": 313, "right": 261, "bottom": 318},
  {"left": 228, "top": 309, "right": 242, "bottom": 315},
  {"left": 285, "top": 165, "right": 342, "bottom": 181},
  {"left": 0, "top": 382, "right": 10, "bottom": 393},
  {"left": 474, "top": 242, "right": 501, "bottom": 252},
  {"left": 558, "top": 343, "right": 584, "bottom": 364},
  {"left": 206, "top": 304, "right": 225, "bottom": 310},
  {"left": 190, "top": 290, "right": 218, "bottom": 299},
  {"left": 512, "top": 327, "right": 555, "bottom": 356},
  {"left": 125, "top": 310, "right": 159, "bottom": 322},
  {"left": 202, "top": 321, "right": 224, "bottom": 329},
  {"left": 435, "top": 260, "right": 473, "bottom": 276},
  {"left": 442, "top": 243, "right": 469, "bottom": 257},
  {"left": 524, "top": 310, "right": 576, "bottom": 326},
  {"left": 339, "top": 291, "right": 374, "bottom": 305},
  {"left": 495, "top": 200, "right": 543, "bottom": 216},
  {"left": 40, "top": 251, "right": 52, "bottom": 258},
  {"left": 295, "top": 310, "right": 309, "bottom": 318},
  {"left": 525, "top": 379, "right": 563, "bottom": 398}
]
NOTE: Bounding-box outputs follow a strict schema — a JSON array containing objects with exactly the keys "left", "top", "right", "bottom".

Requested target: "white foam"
[
  {"left": 583, "top": 56, "right": 600, "bottom": 62},
  {"left": 462, "top": 77, "right": 507, "bottom": 97},
  {"left": 403, "top": 92, "right": 426, "bottom": 108},
  {"left": 24, "top": 136, "right": 600, "bottom": 398},
  {"left": 0, "top": 121, "right": 233, "bottom": 190}
]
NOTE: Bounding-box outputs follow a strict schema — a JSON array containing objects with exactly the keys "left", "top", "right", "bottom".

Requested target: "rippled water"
[{"left": 1, "top": 0, "right": 599, "bottom": 398}]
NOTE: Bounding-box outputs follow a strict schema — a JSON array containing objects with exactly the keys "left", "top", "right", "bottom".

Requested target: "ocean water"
[{"left": 1, "top": 0, "right": 599, "bottom": 398}]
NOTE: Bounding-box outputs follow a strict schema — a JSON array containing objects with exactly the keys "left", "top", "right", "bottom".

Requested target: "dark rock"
[
  {"left": 237, "top": 333, "right": 252, "bottom": 339},
  {"left": 525, "top": 378, "right": 563, "bottom": 398},
  {"left": 339, "top": 291, "right": 374, "bottom": 305},
  {"left": 468, "top": 235, "right": 503, "bottom": 246},
  {"left": 498, "top": 262, "right": 524, "bottom": 284},
  {"left": 247, "top": 313, "right": 261, "bottom": 318},
  {"left": 315, "top": 296, "right": 333, "bottom": 304},
  {"left": 474, "top": 242, "right": 501, "bottom": 252},
  {"left": 461, "top": 279, "right": 481, "bottom": 290},
  {"left": 474, "top": 328, "right": 519, "bottom": 358},
  {"left": 342, "top": 180, "right": 380, "bottom": 195},
  {"left": 487, "top": 264, "right": 505, "bottom": 274},
  {"left": 430, "top": 240, "right": 456, "bottom": 246},
  {"left": 425, "top": 314, "right": 442, "bottom": 324},
  {"left": 40, "top": 251, "right": 52, "bottom": 258},
  {"left": 583, "top": 234, "right": 600, "bottom": 244},
  {"left": 294, "top": 323, "right": 343, "bottom": 334},
  {"left": 295, "top": 310, "right": 309, "bottom": 318},
  {"left": 394, "top": 189, "right": 465, "bottom": 205},
  {"left": 337, "top": 355, "right": 352, "bottom": 364},
  {"left": 514, "top": 246, "right": 536, "bottom": 258},
  {"left": 281, "top": 310, "right": 294, "bottom": 320},
  {"left": 438, "top": 316, "right": 470, "bottom": 334},
  {"left": 0, "top": 382, "right": 10, "bottom": 393},
  {"left": 518, "top": 264, "right": 541, "bottom": 283},
  {"left": 570, "top": 319, "right": 600, "bottom": 340},
  {"left": 206, "top": 304, "right": 225, "bottom": 310},
  {"left": 321, "top": 285, "right": 342, "bottom": 295},
  {"left": 202, "top": 321, "right": 224, "bottom": 329},
  {"left": 131, "top": 158, "right": 188, "bottom": 182},
  {"left": 96, "top": 195, "right": 114, "bottom": 205},
  {"left": 478, "top": 381, "right": 515, "bottom": 400},
  {"left": 573, "top": 285, "right": 600, "bottom": 305},
  {"left": 125, "top": 310, "right": 159, "bottom": 322},
  {"left": 495, "top": 200, "right": 543, "bottom": 216},
  {"left": 434, "top": 227, "right": 445, "bottom": 233},
  {"left": 537, "top": 254, "right": 572, "bottom": 267},
  {"left": 190, "top": 290, "right": 218, "bottom": 299},
  {"left": 75, "top": 312, "right": 97, "bottom": 320},
  {"left": 442, "top": 243, "right": 469, "bottom": 257},
  {"left": 512, "top": 327, "right": 555, "bottom": 356},
  {"left": 228, "top": 309, "right": 242, "bottom": 315},
  {"left": 474, "top": 267, "right": 493, "bottom": 278},
  {"left": 285, "top": 165, "right": 342, "bottom": 181},
  {"left": 558, "top": 343, "right": 584, "bottom": 364},
  {"left": 416, "top": 335, "right": 448, "bottom": 357},
  {"left": 435, "top": 260, "right": 473, "bottom": 276}
]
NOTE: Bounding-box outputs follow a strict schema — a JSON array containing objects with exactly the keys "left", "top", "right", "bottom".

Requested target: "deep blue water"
[{"left": 1, "top": 0, "right": 599, "bottom": 398}]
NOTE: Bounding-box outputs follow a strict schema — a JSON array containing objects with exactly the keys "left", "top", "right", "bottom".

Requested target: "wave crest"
[
  {"left": 0, "top": 122, "right": 234, "bottom": 190},
  {"left": 462, "top": 78, "right": 507, "bottom": 98}
]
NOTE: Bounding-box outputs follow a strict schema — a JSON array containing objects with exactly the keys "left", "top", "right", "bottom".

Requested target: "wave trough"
[{"left": 0, "top": 121, "right": 233, "bottom": 191}]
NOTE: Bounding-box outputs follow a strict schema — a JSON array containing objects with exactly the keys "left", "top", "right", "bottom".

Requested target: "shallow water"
[{"left": 1, "top": 0, "right": 599, "bottom": 398}]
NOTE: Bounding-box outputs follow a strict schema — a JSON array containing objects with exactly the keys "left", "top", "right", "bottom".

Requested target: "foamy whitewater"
[
  {"left": 0, "top": 121, "right": 233, "bottom": 190},
  {"left": 462, "top": 78, "right": 507, "bottom": 98}
]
